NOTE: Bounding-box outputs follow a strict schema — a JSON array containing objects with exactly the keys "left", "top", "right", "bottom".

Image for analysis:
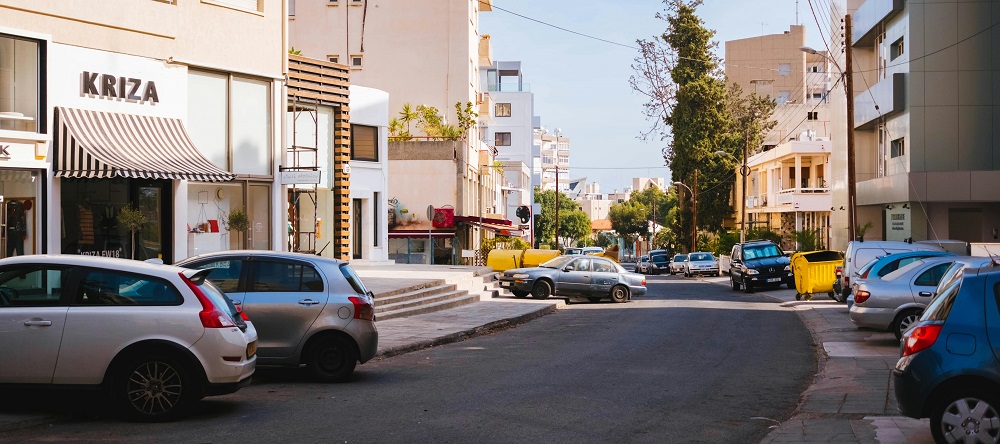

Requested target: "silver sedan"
[{"left": 850, "top": 256, "right": 994, "bottom": 339}]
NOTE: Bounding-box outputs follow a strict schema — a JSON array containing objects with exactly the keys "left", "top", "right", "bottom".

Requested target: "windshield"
[
  {"left": 673, "top": 254, "right": 687, "bottom": 262},
  {"left": 743, "top": 244, "right": 782, "bottom": 260},
  {"left": 541, "top": 256, "right": 576, "bottom": 268},
  {"left": 651, "top": 254, "right": 669, "bottom": 263},
  {"left": 689, "top": 253, "right": 715, "bottom": 261}
]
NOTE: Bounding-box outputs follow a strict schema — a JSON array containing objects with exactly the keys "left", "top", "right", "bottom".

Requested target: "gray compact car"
[
  {"left": 178, "top": 251, "right": 378, "bottom": 382},
  {"left": 684, "top": 252, "right": 720, "bottom": 277},
  {"left": 498, "top": 255, "right": 646, "bottom": 303},
  {"left": 850, "top": 256, "right": 995, "bottom": 339},
  {"left": 669, "top": 254, "right": 688, "bottom": 275}
]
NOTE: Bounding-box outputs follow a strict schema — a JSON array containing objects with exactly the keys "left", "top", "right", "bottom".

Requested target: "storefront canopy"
[{"left": 54, "top": 106, "right": 236, "bottom": 182}]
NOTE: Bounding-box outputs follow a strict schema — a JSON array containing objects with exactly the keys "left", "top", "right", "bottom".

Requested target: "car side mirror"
[{"left": 563, "top": 266, "right": 575, "bottom": 272}]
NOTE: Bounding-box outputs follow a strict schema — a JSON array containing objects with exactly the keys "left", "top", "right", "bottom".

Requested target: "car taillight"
[
  {"left": 349, "top": 296, "right": 374, "bottom": 321},
  {"left": 902, "top": 323, "right": 942, "bottom": 357},
  {"left": 854, "top": 289, "right": 871, "bottom": 304},
  {"left": 235, "top": 304, "right": 250, "bottom": 321},
  {"left": 181, "top": 272, "right": 236, "bottom": 328},
  {"left": 642, "top": 278, "right": 646, "bottom": 286},
  {"left": 835, "top": 266, "right": 843, "bottom": 275}
]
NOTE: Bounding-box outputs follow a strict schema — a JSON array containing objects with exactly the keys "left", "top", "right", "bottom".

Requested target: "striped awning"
[{"left": 54, "top": 106, "right": 236, "bottom": 182}]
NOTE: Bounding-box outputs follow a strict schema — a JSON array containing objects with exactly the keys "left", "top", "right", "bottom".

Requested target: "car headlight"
[
  {"left": 784, "top": 265, "right": 791, "bottom": 272},
  {"left": 512, "top": 274, "right": 530, "bottom": 279},
  {"left": 746, "top": 268, "right": 759, "bottom": 275}
]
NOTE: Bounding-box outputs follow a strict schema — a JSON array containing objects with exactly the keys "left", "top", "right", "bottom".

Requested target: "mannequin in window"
[{"left": 6, "top": 200, "right": 26, "bottom": 256}]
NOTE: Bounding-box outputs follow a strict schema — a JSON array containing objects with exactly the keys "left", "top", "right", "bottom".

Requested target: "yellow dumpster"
[
  {"left": 521, "top": 249, "right": 560, "bottom": 268},
  {"left": 486, "top": 249, "right": 524, "bottom": 272},
  {"left": 790, "top": 250, "right": 844, "bottom": 301}
]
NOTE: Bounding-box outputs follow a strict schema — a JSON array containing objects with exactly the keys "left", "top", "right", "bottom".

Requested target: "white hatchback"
[{"left": 0, "top": 255, "right": 257, "bottom": 421}]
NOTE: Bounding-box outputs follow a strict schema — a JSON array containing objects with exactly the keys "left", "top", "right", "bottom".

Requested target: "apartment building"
[
  {"left": 289, "top": 0, "right": 504, "bottom": 264},
  {"left": 725, "top": 24, "right": 833, "bottom": 245},
  {"left": 0, "top": 0, "right": 285, "bottom": 263},
  {"left": 845, "top": 0, "right": 1000, "bottom": 245},
  {"left": 535, "top": 128, "right": 571, "bottom": 193},
  {"left": 481, "top": 61, "right": 534, "bottom": 242}
]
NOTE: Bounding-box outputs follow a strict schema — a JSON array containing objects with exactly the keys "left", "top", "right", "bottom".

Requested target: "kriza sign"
[{"left": 81, "top": 71, "right": 160, "bottom": 104}]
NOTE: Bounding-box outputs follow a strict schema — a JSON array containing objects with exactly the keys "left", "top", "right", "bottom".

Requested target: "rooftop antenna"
[{"left": 796, "top": 0, "right": 799, "bottom": 25}]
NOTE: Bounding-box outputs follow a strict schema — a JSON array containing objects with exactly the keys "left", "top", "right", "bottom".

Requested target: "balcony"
[
  {"left": 853, "top": 0, "right": 904, "bottom": 46},
  {"left": 855, "top": 73, "right": 905, "bottom": 129},
  {"left": 487, "top": 83, "right": 531, "bottom": 92},
  {"left": 747, "top": 184, "right": 831, "bottom": 213},
  {"left": 478, "top": 35, "right": 493, "bottom": 68},
  {"left": 478, "top": 91, "right": 494, "bottom": 117}
]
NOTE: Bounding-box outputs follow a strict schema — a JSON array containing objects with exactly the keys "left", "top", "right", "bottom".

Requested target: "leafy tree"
[
  {"left": 561, "top": 210, "right": 591, "bottom": 246},
  {"left": 630, "top": 185, "right": 673, "bottom": 227},
  {"left": 534, "top": 188, "right": 584, "bottom": 248},
  {"left": 595, "top": 232, "right": 614, "bottom": 248},
  {"left": 747, "top": 227, "right": 783, "bottom": 245},
  {"left": 609, "top": 200, "right": 649, "bottom": 255}
]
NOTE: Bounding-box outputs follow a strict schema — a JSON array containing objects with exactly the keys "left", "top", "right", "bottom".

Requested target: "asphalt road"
[{"left": 0, "top": 274, "right": 816, "bottom": 443}]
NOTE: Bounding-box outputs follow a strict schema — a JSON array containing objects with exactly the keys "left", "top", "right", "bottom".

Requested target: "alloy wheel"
[
  {"left": 126, "top": 360, "right": 184, "bottom": 417},
  {"left": 937, "top": 396, "right": 1000, "bottom": 443}
]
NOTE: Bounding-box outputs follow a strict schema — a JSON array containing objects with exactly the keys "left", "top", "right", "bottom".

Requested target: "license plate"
[
  {"left": 766, "top": 277, "right": 781, "bottom": 283},
  {"left": 500, "top": 281, "right": 511, "bottom": 287},
  {"left": 246, "top": 341, "right": 257, "bottom": 358}
]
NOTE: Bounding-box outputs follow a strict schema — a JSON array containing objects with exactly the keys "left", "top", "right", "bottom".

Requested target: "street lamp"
[
  {"left": 673, "top": 181, "right": 696, "bottom": 253},
  {"left": 553, "top": 128, "right": 562, "bottom": 250},
  {"left": 715, "top": 150, "right": 750, "bottom": 244}
]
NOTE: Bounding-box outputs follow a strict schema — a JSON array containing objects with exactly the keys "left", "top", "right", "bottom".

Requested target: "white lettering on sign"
[{"left": 81, "top": 71, "right": 159, "bottom": 104}]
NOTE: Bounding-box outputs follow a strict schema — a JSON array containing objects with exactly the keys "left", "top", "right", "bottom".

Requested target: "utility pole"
[
  {"left": 692, "top": 169, "right": 699, "bottom": 252},
  {"left": 845, "top": 15, "right": 857, "bottom": 241},
  {"left": 741, "top": 128, "right": 749, "bottom": 245},
  {"left": 553, "top": 129, "right": 562, "bottom": 250}
]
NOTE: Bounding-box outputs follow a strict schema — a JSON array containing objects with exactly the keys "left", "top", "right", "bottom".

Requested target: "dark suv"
[{"left": 728, "top": 240, "right": 794, "bottom": 293}]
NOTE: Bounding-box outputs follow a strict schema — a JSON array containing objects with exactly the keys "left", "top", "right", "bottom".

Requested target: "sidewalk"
[{"left": 700, "top": 276, "right": 934, "bottom": 444}]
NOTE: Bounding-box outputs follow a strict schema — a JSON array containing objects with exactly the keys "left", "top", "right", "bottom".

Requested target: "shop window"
[
  {"left": 495, "top": 132, "right": 511, "bottom": 146},
  {"left": 61, "top": 179, "right": 171, "bottom": 262},
  {"left": 0, "top": 34, "right": 43, "bottom": 133},
  {"left": 495, "top": 103, "right": 511, "bottom": 117},
  {"left": 187, "top": 183, "right": 245, "bottom": 255},
  {"left": 187, "top": 70, "right": 272, "bottom": 175},
  {"left": 350, "top": 124, "right": 378, "bottom": 161}
]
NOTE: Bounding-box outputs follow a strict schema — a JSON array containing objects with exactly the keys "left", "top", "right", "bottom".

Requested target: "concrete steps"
[{"left": 360, "top": 266, "right": 503, "bottom": 321}]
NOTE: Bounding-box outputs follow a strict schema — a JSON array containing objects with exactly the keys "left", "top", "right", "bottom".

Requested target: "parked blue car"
[
  {"left": 858, "top": 250, "right": 954, "bottom": 281},
  {"left": 893, "top": 261, "right": 1000, "bottom": 443}
]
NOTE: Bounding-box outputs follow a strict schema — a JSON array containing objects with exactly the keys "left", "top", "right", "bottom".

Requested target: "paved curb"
[{"left": 373, "top": 301, "right": 562, "bottom": 359}]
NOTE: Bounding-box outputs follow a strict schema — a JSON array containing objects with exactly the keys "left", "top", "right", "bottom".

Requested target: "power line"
[{"left": 482, "top": 1, "right": 638, "bottom": 49}]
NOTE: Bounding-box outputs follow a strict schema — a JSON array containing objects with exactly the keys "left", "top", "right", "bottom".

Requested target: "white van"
[{"left": 836, "top": 240, "right": 945, "bottom": 302}]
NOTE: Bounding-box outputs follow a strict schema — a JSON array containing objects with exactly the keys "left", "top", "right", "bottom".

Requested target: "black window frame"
[
  {"left": 494, "top": 132, "right": 511, "bottom": 146},
  {"left": 495, "top": 102, "right": 512, "bottom": 117}
]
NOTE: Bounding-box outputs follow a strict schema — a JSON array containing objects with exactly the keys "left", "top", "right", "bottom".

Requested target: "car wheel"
[
  {"left": 930, "top": 387, "right": 1000, "bottom": 444},
  {"left": 610, "top": 285, "right": 629, "bottom": 303},
  {"left": 892, "top": 309, "right": 922, "bottom": 340},
  {"left": 743, "top": 280, "right": 754, "bottom": 293},
  {"left": 587, "top": 297, "right": 602, "bottom": 303},
  {"left": 531, "top": 280, "right": 552, "bottom": 300},
  {"left": 511, "top": 290, "right": 529, "bottom": 298},
  {"left": 730, "top": 274, "right": 740, "bottom": 291},
  {"left": 113, "top": 352, "right": 194, "bottom": 422},
  {"left": 786, "top": 281, "right": 796, "bottom": 290},
  {"left": 306, "top": 335, "right": 358, "bottom": 383}
]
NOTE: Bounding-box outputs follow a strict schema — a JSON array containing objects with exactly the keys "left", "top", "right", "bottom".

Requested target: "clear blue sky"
[{"left": 481, "top": 0, "right": 827, "bottom": 194}]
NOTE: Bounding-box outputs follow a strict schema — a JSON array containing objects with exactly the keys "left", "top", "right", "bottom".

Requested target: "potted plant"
[
  {"left": 117, "top": 204, "right": 148, "bottom": 259},
  {"left": 228, "top": 207, "right": 250, "bottom": 247}
]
